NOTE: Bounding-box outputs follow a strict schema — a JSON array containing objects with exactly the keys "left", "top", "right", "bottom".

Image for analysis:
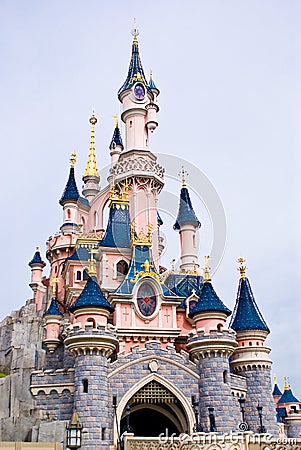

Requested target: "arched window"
[
  {"left": 94, "top": 211, "right": 98, "bottom": 228},
  {"left": 82, "top": 379, "right": 88, "bottom": 393},
  {"left": 67, "top": 209, "right": 71, "bottom": 219},
  {"left": 76, "top": 270, "right": 82, "bottom": 281},
  {"left": 116, "top": 260, "right": 129, "bottom": 277},
  {"left": 86, "top": 318, "right": 96, "bottom": 328},
  {"left": 223, "top": 370, "right": 228, "bottom": 383},
  {"left": 217, "top": 323, "right": 223, "bottom": 332},
  {"left": 249, "top": 342, "right": 252, "bottom": 346},
  {"left": 83, "top": 268, "right": 89, "bottom": 281}
]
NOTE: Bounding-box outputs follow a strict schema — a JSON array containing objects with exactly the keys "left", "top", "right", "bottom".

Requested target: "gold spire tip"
[
  {"left": 150, "top": 69, "right": 153, "bottom": 80},
  {"left": 83, "top": 112, "right": 99, "bottom": 178},
  {"left": 89, "top": 112, "right": 98, "bottom": 126},
  {"left": 273, "top": 375, "right": 277, "bottom": 384},
  {"left": 284, "top": 376, "right": 289, "bottom": 390},
  {"left": 131, "top": 17, "right": 139, "bottom": 41},
  {"left": 36, "top": 246, "right": 40, "bottom": 252},
  {"left": 113, "top": 114, "right": 119, "bottom": 128},
  {"left": 70, "top": 151, "right": 77, "bottom": 168},
  {"left": 237, "top": 257, "right": 247, "bottom": 279},
  {"left": 202, "top": 256, "right": 211, "bottom": 282}
]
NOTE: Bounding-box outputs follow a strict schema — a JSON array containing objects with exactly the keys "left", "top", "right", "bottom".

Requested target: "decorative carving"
[
  {"left": 148, "top": 359, "right": 159, "bottom": 372},
  {"left": 111, "top": 156, "right": 164, "bottom": 180}
]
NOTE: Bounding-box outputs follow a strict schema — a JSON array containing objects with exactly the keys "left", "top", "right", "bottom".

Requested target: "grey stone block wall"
[
  {"left": 74, "top": 353, "right": 110, "bottom": 450},
  {"left": 287, "top": 418, "right": 301, "bottom": 439},
  {"left": 235, "top": 368, "right": 278, "bottom": 436},
  {"left": 198, "top": 354, "right": 241, "bottom": 433}
]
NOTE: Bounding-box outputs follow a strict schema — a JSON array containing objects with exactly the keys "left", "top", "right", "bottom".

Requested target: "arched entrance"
[{"left": 120, "top": 380, "right": 189, "bottom": 437}]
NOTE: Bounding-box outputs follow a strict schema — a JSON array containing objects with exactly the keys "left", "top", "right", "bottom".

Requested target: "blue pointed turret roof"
[
  {"left": 59, "top": 167, "right": 80, "bottom": 205},
  {"left": 157, "top": 211, "right": 163, "bottom": 226},
  {"left": 118, "top": 36, "right": 149, "bottom": 97},
  {"left": 110, "top": 125, "right": 124, "bottom": 150},
  {"left": 149, "top": 75, "right": 158, "bottom": 90},
  {"left": 230, "top": 277, "right": 270, "bottom": 333},
  {"left": 174, "top": 187, "right": 201, "bottom": 230},
  {"left": 28, "top": 247, "right": 46, "bottom": 267},
  {"left": 44, "top": 298, "right": 63, "bottom": 317},
  {"left": 69, "top": 276, "right": 114, "bottom": 313},
  {"left": 189, "top": 281, "right": 231, "bottom": 318},
  {"left": 273, "top": 383, "right": 282, "bottom": 397},
  {"left": 278, "top": 388, "right": 300, "bottom": 405},
  {"left": 100, "top": 200, "right": 131, "bottom": 248}
]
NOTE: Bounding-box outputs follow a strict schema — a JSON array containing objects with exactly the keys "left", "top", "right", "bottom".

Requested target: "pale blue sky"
[{"left": 0, "top": 1, "right": 300, "bottom": 397}]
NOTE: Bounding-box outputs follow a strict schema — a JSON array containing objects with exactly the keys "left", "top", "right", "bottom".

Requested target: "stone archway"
[{"left": 117, "top": 375, "right": 194, "bottom": 440}]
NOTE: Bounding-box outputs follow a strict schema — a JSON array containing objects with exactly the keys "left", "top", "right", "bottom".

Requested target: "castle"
[{"left": 0, "top": 27, "right": 300, "bottom": 450}]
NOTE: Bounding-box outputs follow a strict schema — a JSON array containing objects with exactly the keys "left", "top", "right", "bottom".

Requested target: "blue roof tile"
[
  {"left": 45, "top": 298, "right": 63, "bottom": 317},
  {"left": 276, "top": 407, "right": 287, "bottom": 422},
  {"left": 174, "top": 187, "right": 201, "bottom": 230},
  {"left": 79, "top": 196, "right": 90, "bottom": 207},
  {"left": 273, "top": 384, "right": 282, "bottom": 397},
  {"left": 164, "top": 272, "right": 203, "bottom": 307},
  {"left": 67, "top": 246, "right": 90, "bottom": 261},
  {"left": 149, "top": 76, "right": 158, "bottom": 90},
  {"left": 189, "top": 281, "right": 231, "bottom": 318},
  {"left": 118, "top": 38, "right": 149, "bottom": 97},
  {"left": 59, "top": 167, "right": 80, "bottom": 205},
  {"left": 100, "top": 203, "right": 131, "bottom": 248},
  {"left": 28, "top": 248, "right": 46, "bottom": 267},
  {"left": 278, "top": 389, "right": 300, "bottom": 405},
  {"left": 230, "top": 277, "right": 270, "bottom": 333},
  {"left": 110, "top": 126, "right": 124, "bottom": 150},
  {"left": 69, "top": 277, "right": 114, "bottom": 313}
]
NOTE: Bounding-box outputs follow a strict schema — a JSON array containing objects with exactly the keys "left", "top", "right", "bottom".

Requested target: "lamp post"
[
  {"left": 208, "top": 406, "right": 217, "bottom": 432},
  {"left": 192, "top": 398, "right": 203, "bottom": 432},
  {"left": 238, "top": 396, "right": 249, "bottom": 431},
  {"left": 66, "top": 411, "right": 82, "bottom": 449},
  {"left": 257, "top": 404, "right": 266, "bottom": 433}
]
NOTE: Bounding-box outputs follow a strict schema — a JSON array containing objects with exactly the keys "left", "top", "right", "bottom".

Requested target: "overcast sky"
[{"left": 0, "top": 1, "right": 300, "bottom": 398}]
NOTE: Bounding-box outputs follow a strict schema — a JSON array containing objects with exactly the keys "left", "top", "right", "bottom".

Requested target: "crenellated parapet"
[
  {"left": 64, "top": 324, "right": 118, "bottom": 357},
  {"left": 187, "top": 329, "right": 238, "bottom": 360}
]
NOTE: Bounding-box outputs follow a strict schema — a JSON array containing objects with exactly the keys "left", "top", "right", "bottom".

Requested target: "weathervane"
[
  {"left": 113, "top": 114, "right": 119, "bottom": 128},
  {"left": 70, "top": 151, "right": 77, "bottom": 168}
]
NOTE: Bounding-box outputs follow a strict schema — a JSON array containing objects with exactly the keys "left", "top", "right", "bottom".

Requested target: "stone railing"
[
  {"left": 0, "top": 444, "right": 60, "bottom": 450},
  {"left": 123, "top": 433, "right": 301, "bottom": 450}
]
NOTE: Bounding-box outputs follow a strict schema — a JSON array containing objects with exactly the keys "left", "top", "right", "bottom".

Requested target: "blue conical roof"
[
  {"left": 100, "top": 202, "right": 131, "bottom": 248},
  {"left": 69, "top": 277, "right": 114, "bottom": 313},
  {"left": 28, "top": 248, "right": 46, "bottom": 267},
  {"left": 230, "top": 277, "right": 270, "bottom": 332},
  {"left": 174, "top": 187, "right": 201, "bottom": 230},
  {"left": 278, "top": 388, "right": 300, "bottom": 405},
  {"left": 59, "top": 167, "right": 80, "bottom": 205},
  {"left": 189, "top": 281, "right": 231, "bottom": 318},
  {"left": 118, "top": 37, "right": 149, "bottom": 96},
  {"left": 273, "top": 384, "right": 282, "bottom": 397},
  {"left": 110, "top": 125, "right": 124, "bottom": 150},
  {"left": 149, "top": 76, "right": 158, "bottom": 90},
  {"left": 44, "top": 298, "right": 63, "bottom": 317}
]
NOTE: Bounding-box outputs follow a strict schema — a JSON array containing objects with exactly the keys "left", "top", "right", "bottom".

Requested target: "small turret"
[
  {"left": 28, "top": 246, "right": 46, "bottom": 310},
  {"left": 272, "top": 376, "right": 283, "bottom": 406},
  {"left": 60, "top": 152, "right": 80, "bottom": 232},
  {"left": 43, "top": 280, "right": 63, "bottom": 353},
  {"left": 277, "top": 378, "right": 301, "bottom": 438},
  {"left": 109, "top": 116, "right": 124, "bottom": 165},
  {"left": 146, "top": 70, "right": 159, "bottom": 132},
  {"left": 174, "top": 168, "right": 201, "bottom": 272},
  {"left": 82, "top": 113, "right": 101, "bottom": 201}
]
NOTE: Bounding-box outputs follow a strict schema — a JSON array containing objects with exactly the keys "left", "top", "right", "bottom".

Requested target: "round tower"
[
  {"left": 82, "top": 113, "right": 101, "bottom": 201},
  {"left": 28, "top": 246, "right": 46, "bottom": 311},
  {"left": 109, "top": 116, "right": 124, "bottom": 165},
  {"left": 186, "top": 262, "right": 239, "bottom": 433},
  {"left": 173, "top": 170, "right": 201, "bottom": 273},
  {"left": 229, "top": 259, "right": 278, "bottom": 436},
  {"left": 64, "top": 276, "right": 118, "bottom": 450}
]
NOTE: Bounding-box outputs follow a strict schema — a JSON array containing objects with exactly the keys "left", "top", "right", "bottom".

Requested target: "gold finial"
[
  {"left": 202, "top": 256, "right": 211, "bottom": 282},
  {"left": 274, "top": 375, "right": 277, "bottom": 384},
  {"left": 113, "top": 115, "right": 119, "bottom": 128},
  {"left": 171, "top": 258, "right": 176, "bottom": 272},
  {"left": 131, "top": 18, "right": 139, "bottom": 42},
  {"left": 83, "top": 112, "right": 100, "bottom": 179},
  {"left": 284, "top": 376, "right": 289, "bottom": 390},
  {"left": 150, "top": 69, "right": 153, "bottom": 80},
  {"left": 237, "top": 257, "right": 247, "bottom": 279},
  {"left": 70, "top": 151, "right": 77, "bottom": 168},
  {"left": 178, "top": 166, "right": 188, "bottom": 188},
  {"left": 50, "top": 277, "right": 60, "bottom": 298},
  {"left": 36, "top": 246, "right": 40, "bottom": 252},
  {"left": 88, "top": 248, "right": 98, "bottom": 277}
]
